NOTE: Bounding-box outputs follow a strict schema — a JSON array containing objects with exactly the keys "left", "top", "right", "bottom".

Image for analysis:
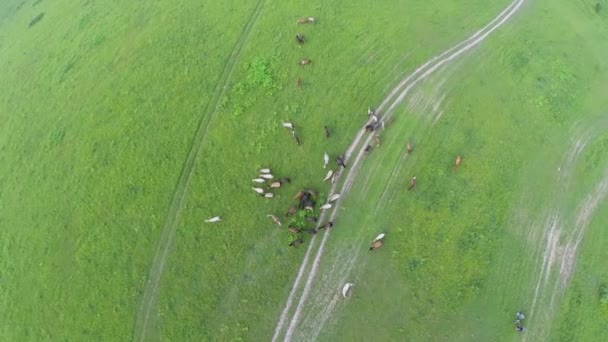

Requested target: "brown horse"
[
  {"left": 364, "top": 144, "right": 372, "bottom": 154},
  {"left": 296, "top": 78, "right": 303, "bottom": 89},
  {"left": 318, "top": 221, "right": 333, "bottom": 230},
  {"left": 453, "top": 155, "right": 463, "bottom": 170},
  {"left": 369, "top": 240, "right": 383, "bottom": 251},
  {"left": 408, "top": 176, "right": 417, "bottom": 191},
  {"left": 299, "top": 58, "right": 312, "bottom": 66},
  {"left": 407, "top": 142, "right": 413, "bottom": 154},
  {"left": 285, "top": 206, "right": 297, "bottom": 217},
  {"left": 296, "top": 17, "right": 315, "bottom": 24}
]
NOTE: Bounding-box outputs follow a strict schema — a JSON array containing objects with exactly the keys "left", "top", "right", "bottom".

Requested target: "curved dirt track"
[{"left": 272, "top": 0, "right": 527, "bottom": 340}]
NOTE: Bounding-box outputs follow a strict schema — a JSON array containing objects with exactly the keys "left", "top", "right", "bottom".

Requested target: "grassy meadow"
[{"left": 1, "top": 0, "right": 608, "bottom": 341}]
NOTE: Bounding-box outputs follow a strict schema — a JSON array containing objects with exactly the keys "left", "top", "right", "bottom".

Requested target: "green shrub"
[
  {"left": 599, "top": 284, "right": 608, "bottom": 305},
  {"left": 246, "top": 57, "right": 277, "bottom": 91}
]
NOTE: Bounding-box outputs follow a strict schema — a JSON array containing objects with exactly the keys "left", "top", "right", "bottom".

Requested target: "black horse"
[{"left": 296, "top": 34, "right": 305, "bottom": 45}]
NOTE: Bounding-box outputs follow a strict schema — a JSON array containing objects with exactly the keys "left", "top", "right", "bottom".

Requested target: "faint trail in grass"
[
  {"left": 274, "top": 2, "right": 527, "bottom": 340},
  {"left": 523, "top": 120, "right": 608, "bottom": 341},
  {"left": 131, "top": 2, "right": 265, "bottom": 341}
]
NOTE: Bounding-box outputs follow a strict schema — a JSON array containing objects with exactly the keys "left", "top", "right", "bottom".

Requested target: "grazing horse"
[
  {"left": 296, "top": 17, "right": 315, "bottom": 24},
  {"left": 369, "top": 240, "right": 383, "bottom": 251},
  {"left": 296, "top": 34, "right": 305, "bottom": 45},
  {"left": 304, "top": 200, "right": 315, "bottom": 211},
  {"left": 285, "top": 206, "right": 297, "bottom": 217},
  {"left": 205, "top": 216, "right": 221, "bottom": 223},
  {"left": 408, "top": 176, "right": 417, "bottom": 191},
  {"left": 374, "top": 135, "right": 381, "bottom": 147},
  {"left": 342, "top": 283, "right": 355, "bottom": 298},
  {"left": 323, "top": 170, "right": 334, "bottom": 182},
  {"left": 288, "top": 226, "right": 301, "bottom": 234},
  {"left": 299, "top": 58, "right": 312, "bottom": 66},
  {"left": 453, "top": 155, "right": 463, "bottom": 170},
  {"left": 373, "top": 233, "right": 385, "bottom": 242},
  {"left": 259, "top": 168, "right": 271, "bottom": 174},
  {"left": 305, "top": 189, "right": 318, "bottom": 197},
  {"left": 294, "top": 190, "right": 304, "bottom": 200},
  {"left": 318, "top": 221, "right": 333, "bottom": 230},
  {"left": 289, "top": 237, "right": 305, "bottom": 247},
  {"left": 305, "top": 216, "right": 318, "bottom": 222},
  {"left": 336, "top": 154, "right": 347, "bottom": 168},
  {"left": 302, "top": 228, "right": 317, "bottom": 235},
  {"left": 328, "top": 193, "right": 340, "bottom": 202},
  {"left": 278, "top": 177, "right": 291, "bottom": 184},
  {"left": 373, "top": 120, "right": 382, "bottom": 131},
  {"left": 296, "top": 78, "right": 303, "bottom": 89},
  {"left": 364, "top": 144, "right": 372, "bottom": 154},
  {"left": 367, "top": 107, "right": 375, "bottom": 116},
  {"left": 267, "top": 214, "right": 281, "bottom": 226},
  {"left": 320, "top": 203, "right": 332, "bottom": 210},
  {"left": 406, "top": 142, "right": 413, "bottom": 154},
  {"left": 293, "top": 134, "right": 301, "bottom": 146},
  {"left": 324, "top": 126, "right": 330, "bottom": 138},
  {"left": 364, "top": 123, "right": 375, "bottom": 132}
]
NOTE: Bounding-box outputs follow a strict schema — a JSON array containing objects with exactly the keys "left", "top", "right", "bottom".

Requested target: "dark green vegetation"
[{"left": 1, "top": 0, "right": 607, "bottom": 341}]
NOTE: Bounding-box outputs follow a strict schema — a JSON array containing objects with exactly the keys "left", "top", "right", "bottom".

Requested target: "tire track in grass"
[
  {"left": 273, "top": 1, "right": 527, "bottom": 340},
  {"left": 132, "top": 2, "right": 265, "bottom": 341},
  {"left": 524, "top": 122, "right": 608, "bottom": 341}
]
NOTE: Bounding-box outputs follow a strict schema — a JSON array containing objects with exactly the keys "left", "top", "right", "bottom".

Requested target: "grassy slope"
[
  {"left": 314, "top": 0, "right": 608, "bottom": 341},
  {"left": 152, "top": 0, "right": 514, "bottom": 341},
  {"left": 1, "top": 0, "right": 606, "bottom": 341},
  {"left": 0, "top": 0, "right": 256, "bottom": 340}
]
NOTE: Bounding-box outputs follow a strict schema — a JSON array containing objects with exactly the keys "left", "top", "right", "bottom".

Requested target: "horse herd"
[{"left": 205, "top": 16, "right": 465, "bottom": 256}]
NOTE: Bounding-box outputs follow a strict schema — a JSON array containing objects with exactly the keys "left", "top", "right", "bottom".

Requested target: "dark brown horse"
[
  {"left": 369, "top": 240, "right": 383, "bottom": 251},
  {"left": 336, "top": 155, "right": 347, "bottom": 168},
  {"left": 318, "top": 221, "right": 333, "bottom": 230},
  {"left": 408, "top": 176, "right": 417, "bottom": 191},
  {"left": 289, "top": 237, "right": 305, "bottom": 247}
]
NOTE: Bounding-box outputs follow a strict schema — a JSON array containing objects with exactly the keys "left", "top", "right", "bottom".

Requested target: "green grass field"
[{"left": 1, "top": 0, "right": 607, "bottom": 341}]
